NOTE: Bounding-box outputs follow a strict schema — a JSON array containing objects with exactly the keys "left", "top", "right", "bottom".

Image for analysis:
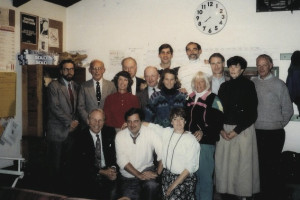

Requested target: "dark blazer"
[
  {"left": 136, "top": 86, "right": 149, "bottom": 111},
  {"left": 77, "top": 78, "right": 116, "bottom": 125},
  {"left": 47, "top": 78, "right": 79, "bottom": 142},
  {"left": 70, "top": 125, "right": 116, "bottom": 198},
  {"left": 136, "top": 76, "right": 146, "bottom": 94}
]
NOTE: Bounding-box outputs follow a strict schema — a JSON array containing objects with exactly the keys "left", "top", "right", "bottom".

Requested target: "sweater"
[
  {"left": 252, "top": 74, "right": 293, "bottom": 130},
  {"left": 218, "top": 75, "right": 258, "bottom": 134},
  {"left": 145, "top": 87, "right": 186, "bottom": 128},
  {"left": 185, "top": 91, "right": 224, "bottom": 144},
  {"left": 103, "top": 92, "right": 140, "bottom": 128}
]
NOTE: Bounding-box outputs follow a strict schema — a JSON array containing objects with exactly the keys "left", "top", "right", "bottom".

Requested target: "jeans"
[{"left": 195, "top": 144, "right": 216, "bottom": 200}]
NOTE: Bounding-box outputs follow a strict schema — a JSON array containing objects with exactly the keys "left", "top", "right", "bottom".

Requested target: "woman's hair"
[
  {"left": 170, "top": 107, "right": 186, "bottom": 121},
  {"left": 191, "top": 71, "right": 211, "bottom": 92},
  {"left": 227, "top": 56, "right": 247, "bottom": 69},
  {"left": 158, "top": 68, "right": 181, "bottom": 89},
  {"left": 113, "top": 71, "right": 133, "bottom": 92}
]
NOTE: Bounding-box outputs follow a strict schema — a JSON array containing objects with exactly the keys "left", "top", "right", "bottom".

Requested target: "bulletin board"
[
  {"left": 20, "top": 12, "right": 63, "bottom": 53},
  {"left": 0, "top": 72, "right": 16, "bottom": 118}
]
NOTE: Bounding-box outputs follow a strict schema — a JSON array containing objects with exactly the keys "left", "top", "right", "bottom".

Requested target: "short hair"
[
  {"left": 291, "top": 50, "right": 300, "bottom": 66},
  {"left": 90, "top": 59, "right": 104, "bottom": 69},
  {"left": 124, "top": 108, "right": 145, "bottom": 121},
  {"left": 191, "top": 71, "right": 211, "bottom": 92},
  {"left": 88, "top": 109, "right": 105, "bottom": 120},
  {"left": 159, "top": 43, "right": 173, "bottom": 55},
  {"left": 59, "top": 59, "right": 75, "bottom": 70},
  {"left": 121, "top": 57, "right": 137, "bottom": 67},
  {"left": 170, "top": 107, "right": 186, "bottom": 121},
  {"left": 256, "top": 54, "right": 273, "bottom": 65},
  {"left": 209, "top": 53, "right": 225, "bottom": 63},
  {"left": 158, "top": 68, "right": 181, "bottom": 90},
  {"left": 185, "top": 42, "right": 201, "bottom": 51},
  {"left": 113, "top": 71, "right": 133, "bottom": 92},
  {"left": 227, "top": 56, "right": 247, "bottom": 69}
]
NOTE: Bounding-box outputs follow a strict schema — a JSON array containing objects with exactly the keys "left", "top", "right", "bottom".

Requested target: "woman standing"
[
  {"left": 145, "top": 69, "right": 186, "bottom": 127},
  {"left": 145, "top": 107, "right": 200, "bottom": 200},
  {"left": 103, "top": 71, "right": 140, "bottom": 131},
  {"left": 185, "top": 71, "right": 224, "bottom": 200},
  {"left": 215, "top": 56, "right": 259, "bottom": 200}
]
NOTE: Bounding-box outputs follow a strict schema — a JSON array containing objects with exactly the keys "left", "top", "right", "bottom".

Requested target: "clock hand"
[{"left": 205, "top": 16, "right": 211, "bottom": 22}]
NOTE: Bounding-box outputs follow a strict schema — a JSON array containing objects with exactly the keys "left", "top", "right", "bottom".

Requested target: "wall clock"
[{"left": 194, "top": 0, "right": 227, "bottom": 35}]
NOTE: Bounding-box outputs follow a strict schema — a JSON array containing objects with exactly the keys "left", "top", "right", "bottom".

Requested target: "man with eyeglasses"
[
  {"left": 209, "top": 53, "right": 230, "bottom": 94},
  {"left": 46, "top": 59, "right": 80, "bottom": 192},
  {"left": 70, "top": 109, "right": 117, "bottom": 200},
  {"left": 115, "top": 108, "right": 162, "bottom": 200},
  {"left": 78, "top": 59, "right": 116, "bottom": 127}
]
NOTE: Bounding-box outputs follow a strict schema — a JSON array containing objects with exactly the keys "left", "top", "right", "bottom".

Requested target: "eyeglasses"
[
  {"left": 63, "top": 68, "right": 74, "bottom": 72},
  {"left": 91, "top": 68, "right": 104, "bottom": 71}
]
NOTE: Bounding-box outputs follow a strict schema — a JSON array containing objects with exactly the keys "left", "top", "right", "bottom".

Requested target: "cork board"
[{"left": 0, "top": 72, "right": 16, "bottom": 117}]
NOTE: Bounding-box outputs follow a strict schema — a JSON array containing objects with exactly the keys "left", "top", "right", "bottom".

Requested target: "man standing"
[
  {"left": 77, "top": 59, "right": 116, "bottom": 126},
  {"left": 46, "top": 59, "right": 79, "bottom": 191},
  {"left": 178, "top": 42, "right": 212, "bottom": 94},
  {"left": 136, "top": 66, "right": 160, "bottom": 111},
  {"left": 70, "top": 109, "right": 117, "bottom": 200},
  {"left": 115, "top": 108, "right": 162, "bottom": 200},
  {"left": 122, "top": 57, "right": 146, "bottom": 95},
  {"left": 157, "top": 43, "right": 180, "bottom": 75},
  {"left": 252, "top": 54, "right": 293, "bottom": 200},
  {"left": 209, "top": 53, "right": 230, "bottom": 94}
]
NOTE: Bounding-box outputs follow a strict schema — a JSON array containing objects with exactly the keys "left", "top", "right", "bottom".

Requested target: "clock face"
[{"left": 194, "top": 0, "right": 227, "bottom": 35}]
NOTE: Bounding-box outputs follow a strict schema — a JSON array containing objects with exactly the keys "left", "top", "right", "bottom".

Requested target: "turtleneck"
[
  {"left": 195, "top": 89, "right": 208, "bottom": 102},
  {"left": 162, "top": 85, "right": 177, "bottom": 95}
]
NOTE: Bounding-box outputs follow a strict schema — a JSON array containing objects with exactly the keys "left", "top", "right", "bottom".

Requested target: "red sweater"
[{"left": 103, "top": 92, "right": 140, "bottom": 128}]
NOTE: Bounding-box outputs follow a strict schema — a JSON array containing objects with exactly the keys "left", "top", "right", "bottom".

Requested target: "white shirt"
[
  {"left": 148, "top": 86, "right": 160, "bottom": 99},
  {"left": 89, "top": 130, "right": 106, "bottom": 168},
  {"left": 131, "top": 76, "right": 137, "bottom": 95},
  {"left": 92, "top": 78, "right": 103, "bottom": 95},
  {"left": 178, "top": 59, "right": 212, "bottom": 94},
  {"left": 149, "top": 123, "right": 200, "bottom": 175},
  {"left": 115, "top": 125, "right": 163, "bottom": 178},
  {"left": 194, "top": 89, "right": 209, "bottom": 103}
]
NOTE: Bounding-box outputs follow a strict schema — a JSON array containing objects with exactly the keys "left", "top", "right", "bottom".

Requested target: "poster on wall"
[
  {"left": 21, "top": 13, "right": 37, "bottom": 44},
  {"left": 38, "top": 17, "right": 49, "bottom": 51},
  {"left": 48, "top": 27, "right": 59, "bottom": 48}
]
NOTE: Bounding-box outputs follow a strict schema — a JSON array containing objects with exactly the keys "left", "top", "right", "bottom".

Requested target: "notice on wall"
[
  {"left": 49, "top": 27, "right": 59, "bottom": 48},
  {"left": 0, "top": 72, "right": 16, "bottom": 117},
  {"left": 38, "top": 17, "right": 49, "bottom": 52},
  {"left": 0, "top": 7, "right": 15, "bottom": 71},
  {"left": 21, "top": 13, "right": 37, "bottom": 44}
]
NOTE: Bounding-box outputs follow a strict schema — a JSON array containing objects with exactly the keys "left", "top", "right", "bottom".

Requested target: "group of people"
[{"left": 46, "top": 41, "right": 297, "bottom": 200}]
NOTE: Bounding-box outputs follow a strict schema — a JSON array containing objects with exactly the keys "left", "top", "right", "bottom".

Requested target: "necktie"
[
  {"left": 96, "top": 81, "right": 101, "bottom": 106},
  {"left": 153, "top": 87, "right": 156, "bottom": 92},
  {"left": 95, "top": 134, "right": 101, "bottom": 168},
  {"left": 68, "top": 83, "right": 74, "bottom": 112},
  {"left": 130, "top": 132, "right": 140, "bottom": 144}
]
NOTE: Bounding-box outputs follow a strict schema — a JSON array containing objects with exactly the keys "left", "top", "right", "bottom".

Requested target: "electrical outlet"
[{"left": 280, "top": 53, "right": 292, "bottom": 60}]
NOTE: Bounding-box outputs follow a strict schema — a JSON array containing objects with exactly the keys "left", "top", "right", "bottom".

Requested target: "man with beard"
[
  {"left": 178, "top": 42, "right": 212, "bottom": 94},
  {"left": 46, "top": 59, "right": 80, "bottom": 192}
]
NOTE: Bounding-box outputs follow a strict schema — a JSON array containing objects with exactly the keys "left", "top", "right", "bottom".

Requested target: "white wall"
[{"left": 66, "top": 0, "right": 300, "bottom": 152}]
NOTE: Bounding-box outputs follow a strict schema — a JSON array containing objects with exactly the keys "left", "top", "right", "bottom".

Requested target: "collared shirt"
[
  {"left": 131, "top": 76, "right": 137, "bottom": 95},
  {"left": 92, "top": 78, "right": 103, "bottom": 95},
  {"left": 148, "top": 86, "right": 160, "bottom": 98},
  {"left": 115, "top": 125, "right": 162, "bottom": 178},
  {"left": 258, "top": 73, "right": 272, "bottom": 81},
  {"left": 211, "top": 75, "right": 226, "bottom": 94},
  {"left": 89, "top": 130, "right": 106, "bottom": 168},
  {"left": 178, "top": 59, "right": 212, "bottom": 94}
]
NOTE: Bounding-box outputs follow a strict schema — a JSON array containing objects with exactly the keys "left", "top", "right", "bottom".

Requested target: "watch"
[{"left": 194, "top": 0, "right": 228, "bottom": 35}]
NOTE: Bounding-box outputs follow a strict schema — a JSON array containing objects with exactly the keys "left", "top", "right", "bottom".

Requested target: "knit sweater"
[
  {"left": 145, "top": 87, "right": 186, "bottom": 128},
  {"left": 252, "top": 74, "right": 293, "bottom": 130}
]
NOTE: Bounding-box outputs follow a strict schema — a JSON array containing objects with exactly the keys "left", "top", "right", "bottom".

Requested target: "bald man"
[
  {"left": 137, "top": 66, "right": 160, "bottom": 110},
  {"left": 78, "top": 59, "right": 116, "bottom": 126},
  {"left": 122, "top": 57, "right": 146, "bottom": 95}
]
